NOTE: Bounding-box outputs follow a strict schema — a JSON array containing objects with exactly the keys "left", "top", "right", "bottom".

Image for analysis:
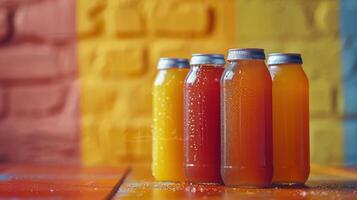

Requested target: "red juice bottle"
[{"left": 184, "top": 54, "right": 225, "bottom": 183}]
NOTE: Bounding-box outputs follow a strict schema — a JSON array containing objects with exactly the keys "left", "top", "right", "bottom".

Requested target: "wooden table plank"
[{"left": 0, "top": 164, "right": 129, "bottom": 199}]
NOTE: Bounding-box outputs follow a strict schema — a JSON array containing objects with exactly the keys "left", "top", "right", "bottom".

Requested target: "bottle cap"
[
  {"left": 267, "top": 53, "right": 303, "bottom": 65},
  {"left": 157, "top": 58, "right": 190, "bottom": 69},
  {"left": 210, "top": 54, "right": 226, "bottom": 65},
  {"left": 190, "top": 54, "right": 213, "bottom": 65},
  {"left": 190, "top": 54, "right": 225, "bottom": 65},
  {"left": 227, "top": 48, "right": 265, "bottom": 61}
]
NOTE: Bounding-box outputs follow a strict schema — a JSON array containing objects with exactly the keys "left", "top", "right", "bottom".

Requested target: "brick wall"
[
  {"left": 0, "top": 0, "right": 79, "bottom": 164},
  {"left": 235, "top": 0, "right": 343, "bottom": 165},
  {"left": 78, "top": 0, "right": 235, "bottom": 166},
  {"left": 0, "top": 0, "right": 345, "bottom": 166},
  {"left": 79, "top": 0, "right": 344, "bottom": 166}
]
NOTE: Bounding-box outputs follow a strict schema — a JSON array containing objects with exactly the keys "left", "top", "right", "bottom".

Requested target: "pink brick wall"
[{"left": 0, "top": 0, "right": 79, "bottom": 164}]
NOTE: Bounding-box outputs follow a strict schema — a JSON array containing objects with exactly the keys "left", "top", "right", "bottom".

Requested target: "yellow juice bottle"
[{"left": 152, "top": 58, "right": 190, "bottom": 181}]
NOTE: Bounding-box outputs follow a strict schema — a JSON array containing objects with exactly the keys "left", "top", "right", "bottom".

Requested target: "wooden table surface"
[
  {"left": 1, "top": 164, "right": 357, "bottom": 199},
  {"left": 114, "top": 164, "right": 357, "bottom": 200}
]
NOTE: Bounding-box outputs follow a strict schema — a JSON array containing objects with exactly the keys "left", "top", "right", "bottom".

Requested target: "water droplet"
[{"left": 300, "top": 191, "right": 307, "bottom": 197}]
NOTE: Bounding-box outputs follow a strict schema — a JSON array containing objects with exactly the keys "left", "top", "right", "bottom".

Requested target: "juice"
[
  {"left": 152, "top": 58, "right": 190, "bottom": 181},
  {"left": 221, "top": 48, "right": 273, "bottom": 187},
  {"left": 268, "top": 53, "right": 309, "bottom": 185},
  {"left": 184, "top": 54, "right": 225, "bottom": 183}
]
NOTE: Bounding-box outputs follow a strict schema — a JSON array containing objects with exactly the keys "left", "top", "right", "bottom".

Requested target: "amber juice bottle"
[
  {"left": 268, "top": 53, "right": 310, "bottom": 185},
  {"left": 221, "top": 48, "right": 273, "bottom": 187}
]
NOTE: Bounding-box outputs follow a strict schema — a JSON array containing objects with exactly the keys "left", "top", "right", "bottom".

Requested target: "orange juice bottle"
[
  {"left": 268, "top": 53, "right": 310, "bottom": 185},
  {"left": 221, "top": 48, "right": 273, "bottom": 187},
  {"left": 152, "top": 58, "right": 190, "bottom": 181}
]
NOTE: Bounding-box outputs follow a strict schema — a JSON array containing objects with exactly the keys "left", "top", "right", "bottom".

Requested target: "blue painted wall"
[{"left": 341, "top": 0, "right": 357, "bottom": 166}]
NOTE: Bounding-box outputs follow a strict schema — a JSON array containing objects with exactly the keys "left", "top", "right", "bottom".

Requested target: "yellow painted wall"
[
  {"left": 234, "top": 0, "right": 343, "bottom": 165},
  {"left": 78, "top": 0, "right": 343, "bottom": 166},
  {"left": 78, "top": 0, "right": 236, "bottom": 166}
]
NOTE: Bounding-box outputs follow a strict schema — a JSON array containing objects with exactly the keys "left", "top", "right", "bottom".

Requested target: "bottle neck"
[
  {"left": 231, "top": 59, "right": 265, "bottom": 64},
  {"left": 229, "top": 59, "right": 266, "bottom": 68},
  {"left": 268, "top": 64, "right": 302, "bottom": 70},
  {"left": 192, "top": 64, "right": 224, "bottom": 68}
]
